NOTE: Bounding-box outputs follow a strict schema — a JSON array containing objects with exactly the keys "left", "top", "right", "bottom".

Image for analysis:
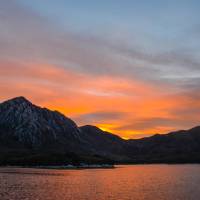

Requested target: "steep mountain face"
[
  {"left": 1, "top": 96, "right": 200, "bottom": 165},
  {"left": 0, "top": 97, "right": 81, "bottom": 149}
]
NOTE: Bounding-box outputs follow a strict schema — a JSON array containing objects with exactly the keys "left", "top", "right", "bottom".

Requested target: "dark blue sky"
[{"left": 19, "top": 0, "right": 200, "bottom": 44}]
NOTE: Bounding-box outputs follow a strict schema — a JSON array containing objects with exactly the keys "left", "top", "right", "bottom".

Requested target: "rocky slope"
[{"left": 0, "top": 97, "right": 80, "bottom": 147}]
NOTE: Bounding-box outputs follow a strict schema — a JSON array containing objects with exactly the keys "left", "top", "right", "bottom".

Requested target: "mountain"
[
  {"left": 0, "top": 97, "right": 129, "bottom": 165},
  {"left": 0, "top": 96, "right": 200, "bottom": 165},
  {"left": 80, "top": 125, "right": 131, "bottom": 161},
  {"left": 127, "top": 126, "right": 200, "bottom": 163},
  {"left": 0, "top": 97, "right": 81, "bottom": 147}
]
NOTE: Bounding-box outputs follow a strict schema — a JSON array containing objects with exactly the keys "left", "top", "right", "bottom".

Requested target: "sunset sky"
[{"left": 1, "top": 0, "right": 200, "bottom": 139}]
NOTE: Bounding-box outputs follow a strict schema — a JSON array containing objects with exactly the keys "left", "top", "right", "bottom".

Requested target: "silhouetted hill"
[
  {"left": 128, "top": 126, "right": 200, "bottom": 163},
  {"left": 80, "top": 125, "right": 131, "bottom": 161},
  {"left": 0, "top": 96, "right": 200, "bottom": 165}
]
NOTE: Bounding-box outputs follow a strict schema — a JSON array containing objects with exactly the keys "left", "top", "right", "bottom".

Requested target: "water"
[{"left": 0, "top": 165, "right": 200, "bottom": 200}]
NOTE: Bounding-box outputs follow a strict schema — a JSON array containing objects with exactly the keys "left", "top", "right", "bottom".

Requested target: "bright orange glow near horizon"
[{"left": 1, "top": 61, "right": 200, "bottom": 139}]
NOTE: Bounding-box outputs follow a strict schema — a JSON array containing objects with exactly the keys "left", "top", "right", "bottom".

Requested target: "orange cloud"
[{"left": 1, "top": 61, "right": 200, "bottom": 139}]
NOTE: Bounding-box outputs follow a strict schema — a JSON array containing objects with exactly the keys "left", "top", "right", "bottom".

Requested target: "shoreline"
[
  {"left": 1, "top": 163, "right": 200, "bottom": 170},
  {"left": 0, "top": 164, "right": 115, "bottom": 170}
]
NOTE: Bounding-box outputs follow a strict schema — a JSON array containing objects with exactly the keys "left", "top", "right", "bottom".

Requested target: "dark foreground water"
[{"left": 0, "top": 165, "right": 200, "bottom": 200}]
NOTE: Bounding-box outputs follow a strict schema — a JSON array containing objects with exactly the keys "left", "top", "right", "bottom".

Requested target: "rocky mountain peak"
[
  {"left": 3, "top": 96, "right": 31, "bottom": 104},
  {"left": 0, "top": 96, "right": 81, "bottom": 148},
  {"left": 0, "top": 96, "right": 32, "bottom": 110}
]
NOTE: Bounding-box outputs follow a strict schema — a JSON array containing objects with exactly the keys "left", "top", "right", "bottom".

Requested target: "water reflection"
[{"left": 0, "top": 165, "right": 200, "bottom": 200}]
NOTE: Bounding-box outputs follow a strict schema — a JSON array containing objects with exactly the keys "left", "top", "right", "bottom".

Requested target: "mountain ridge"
[
  {"left": 1, "top": 96, "right": 200, "bottom": 165},
  {"left": 0, "top": 96, "right": 191, "bottom": 141}
]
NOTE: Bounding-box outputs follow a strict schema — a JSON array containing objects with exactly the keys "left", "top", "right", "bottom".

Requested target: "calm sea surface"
[{"left": 0, "top": 165, "right": 200, "bottom": 200}]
